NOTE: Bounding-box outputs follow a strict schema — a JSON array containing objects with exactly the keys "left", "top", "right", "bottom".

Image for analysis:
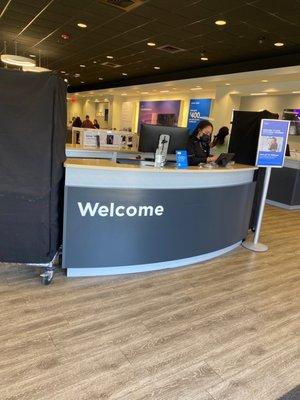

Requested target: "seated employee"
[{"left": 187, "top": 120, "right": 218, "bottom": 165}]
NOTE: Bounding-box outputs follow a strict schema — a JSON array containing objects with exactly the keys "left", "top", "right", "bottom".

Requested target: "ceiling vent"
[
  {"left": 99, "top": 0, "right": 147, "bottom": 11},
  {"left": 157, "top": 44, "right": 186, "bottom": 54},
  {"left": 101, "top": 61, "right": 122, "bottom": 68}
]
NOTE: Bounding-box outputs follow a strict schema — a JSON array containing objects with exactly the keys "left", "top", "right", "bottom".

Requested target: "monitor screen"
[
  {"left": 138, "top": 124, "right": 189, "bottom": 154},
  {"left": 282, "top": 109, "right": 300, "bottom": 135}
]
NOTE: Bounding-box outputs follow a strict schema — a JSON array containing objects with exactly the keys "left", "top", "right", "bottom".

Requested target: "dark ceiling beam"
[{"left": 68, "top": 52, "right": 300, "bottom": 93}]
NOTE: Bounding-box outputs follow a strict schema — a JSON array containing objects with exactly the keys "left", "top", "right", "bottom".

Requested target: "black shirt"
[{"left": 186, "top": 135, "right": 210, "bottom": 166}]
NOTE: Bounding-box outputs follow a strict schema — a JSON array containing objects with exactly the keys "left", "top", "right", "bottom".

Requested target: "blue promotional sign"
[
  {"left": 187, "top": 99, "right": 212, "bottom": 133},
  {"left": 176, "top": 150, "right": 188, "bottom": 169},
  {"left": 256, "top": 119, "right": 290, "bottom": 168}
]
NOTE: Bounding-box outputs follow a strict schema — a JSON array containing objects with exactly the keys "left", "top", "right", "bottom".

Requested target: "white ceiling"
[{"left": 70, "top": 65, "right": 300, "bottom": 99}]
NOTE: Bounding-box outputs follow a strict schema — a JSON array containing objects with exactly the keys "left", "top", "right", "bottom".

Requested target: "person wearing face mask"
[{"left": 186, "top": 120, "right": 218, "bottom": 166}]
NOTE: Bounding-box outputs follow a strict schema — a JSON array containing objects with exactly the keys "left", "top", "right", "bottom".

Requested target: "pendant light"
[
  {"left": 22, "top": 50, "right": 50, "bottom": 73},
  {"left": 1, "top": 41, "right": 36, "bottom": 67}
]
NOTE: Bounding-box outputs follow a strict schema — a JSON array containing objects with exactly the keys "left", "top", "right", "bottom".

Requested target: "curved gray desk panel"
[{"left": 62, "top": 160, "right": 257, "bottom": 277}]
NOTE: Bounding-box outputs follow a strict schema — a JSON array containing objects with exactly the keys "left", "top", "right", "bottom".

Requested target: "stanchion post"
[{"left": 242, "top": 167, "right": 272, "bottom": 252}]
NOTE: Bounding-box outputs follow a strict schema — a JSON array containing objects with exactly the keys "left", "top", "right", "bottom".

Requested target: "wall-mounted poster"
[
  {"left": 121, "top": 101, "right": 134, "bottom": 131},
  {"left": 138, "top": 100, "right": 181, "bottom": 131},
  {"left": 187, "top": 99, "right": 212, "bottom": 133}
]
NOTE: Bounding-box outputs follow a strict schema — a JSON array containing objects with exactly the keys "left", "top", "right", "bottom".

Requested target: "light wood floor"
[{"left": 0, "top": 205, "right": 299, "bottom": 400}]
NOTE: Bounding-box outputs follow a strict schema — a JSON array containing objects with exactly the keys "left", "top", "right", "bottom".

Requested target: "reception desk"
[
  {"left": 62, "top": 159, "right": 257, "bottom": 277},
  {"left": 267, "top": 156, "right": 300, "bottom": 210}
]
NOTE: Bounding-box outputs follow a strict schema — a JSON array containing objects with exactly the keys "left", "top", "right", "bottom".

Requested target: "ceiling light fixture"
[
  {"left": 215, "top": 20, "right": 227, "bottom": 26},
  {"left": 201, "top": 57, "right": 208, "bottom": 61},
  {"left": 147, "top": 42, "right": 156, "bottom": 46},
  {"left": 292, "top": 91, "right": 300, "bottom": 94},
  {"left": 261, "top": 79, "right": 268, "bottom": 82},
  {"left": 250, "top": 92, "right": 268, "bottom": 96},
  {"left": 121, "top": 93, "right": 127, "bottom": 96},
  {"left": 225, "top": 83, "right": 231, "bottom": 86},
  {"left": 160, "top": 90, "right": 169, "bottom": 93},
  {"left": 274, "top": 42, "right": 284, "bottom": 47},
  {"left": 77, "top": 22, "right": 87, "bottom": 28},
  {"left": 154, "top": 66, "right": 160, "bottom": 70},
  {"left": 141, "top": 91, "right": 149, "bottom": 94},
  {"left": 64, "top": 79, "right": 68, "bottom": 83},
  {"left": 74, "top": 73, "right": 80, "bottom": 77},
  {"left": 60, "top": 70, "right": 66, "bottom": 74},
  {"left": 98, "top": 77, "right": 103, "bottom": 80},
  {"left": 80, "top": 64, "right": 86, "bottom": 68},
  {"left": 106, "top": 55, "right": 114, "bottom": 59},
  {"left": 1, "top": 54, "right": 36, "bottom": 67},
  {"left": 81, "top": 81, "right": 85, "bottom": 84},
  {"left": 29, "top": 54, "right": 36, "bottom": 58},
  {"left": 190, "top": 87, "right": 202, "bottom": 90},
  {"left": 22, "top": 66, "right": 50, "bottom": 73},
  {"left": 93, "top": 60, "right": 97, "bottom": 64},
  {"left": 122, "top": 72, "right": 128, "bottom": 76}
]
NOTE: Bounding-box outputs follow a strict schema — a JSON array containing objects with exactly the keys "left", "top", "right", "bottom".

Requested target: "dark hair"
[
  {"left": 72, "top": 116, "right": 82, "bottom": 127},
  {"left": 85, "top": 115, "right": 89, "bottom": 119},
  {"left": 211, "top": 126, "right": 229, "bottom": 147},
  {"left": 192, "top": 119, "right": 213, "bottom": 136}
]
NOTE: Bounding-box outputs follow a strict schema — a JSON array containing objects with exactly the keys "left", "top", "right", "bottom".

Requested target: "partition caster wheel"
[{"left": 40, "top": 267, "right": 55, "bottom": 285}]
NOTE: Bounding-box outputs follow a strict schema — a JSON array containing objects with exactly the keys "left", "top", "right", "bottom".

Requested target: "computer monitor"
[{"left": 138, "top": 123, "right": 189, "bottom": 154}]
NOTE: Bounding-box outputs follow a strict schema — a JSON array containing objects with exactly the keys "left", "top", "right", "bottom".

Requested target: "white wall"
[{"left": 240, "top": 94, "right": 300, "bottom": 151}]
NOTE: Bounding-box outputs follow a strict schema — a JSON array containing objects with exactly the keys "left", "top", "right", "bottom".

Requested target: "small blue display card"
[{"left": 176, "top": 150, "right": 188, "bottom": 169}]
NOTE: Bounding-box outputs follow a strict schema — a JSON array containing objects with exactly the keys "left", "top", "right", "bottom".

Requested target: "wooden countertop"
[{"left": 64, "top": 158, "right": 257, "bottom": 174}]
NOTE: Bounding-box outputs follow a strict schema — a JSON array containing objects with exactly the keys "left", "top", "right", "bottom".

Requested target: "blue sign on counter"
[
  {"left": 176, "top": 150, "right": 188, "bottom": 169},
  {"left": 187, "top": 99, "right": 212, "bottom": 133},
  {"left": 256, "top": 119, "right": 290, "bottom": 168}
]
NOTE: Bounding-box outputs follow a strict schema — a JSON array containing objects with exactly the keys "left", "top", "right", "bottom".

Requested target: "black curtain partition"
[
  {"left": 228, "top": 110, "right": 279, "bottom": 230},
  {"left": 0, "top": 68, "right": 66, "bottom": 263}
]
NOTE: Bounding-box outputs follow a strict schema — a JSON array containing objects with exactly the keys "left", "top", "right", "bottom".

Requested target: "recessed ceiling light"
[
  {"left": 147, "top": 42, "right": 156, "bottom": 47},
  {"left": 292, "top": 91, "right": 300, "bottom": 94},
  {"left": 80, "top": 64, "right": 86, "bottom": 68},
  {"left": 93, "top": 60, "right": 97, "bottom": 64},
  {"left": 81, "top": 81, "right": 85, "bottom": 84},
  {"left": 225, "top": 83, "right": 231, "bottom": 86},
  {"left": 154, "top": 66, "right": 160, "bottom": 70},
  {"left": 215, "top": 20, "right": 226, "bottom": 26},
  {"left": 274, "top": 42, "right": 284, "bottom": 47},
  {"left": 190, "top": 87, "right": 202, "bottom": 90},
  {"left": 160, "top": 90, "right": 169, "bottom": 93},
  {"left": 75, "top": 93, "right": 79, "bottom": 95},
  {"left": 250, "top": 92, "right": 268, "bottom": 96},
  {"left": 77, "top": 22, "right": 87, "bottom": 28},
  {"left": 74, "top": 73, "right": 80, "bottom": 77},
  {"left": 201, "top": 57, "right": 208, "bottom": 61},
  {"left": 121, "top": 93, "right": 127, "bottom": 96},
  {"left": 261, "top": 79, "right": 268, "bottom": 82},
  {"left": 29, "top": 54, "right": 36, "bottom": 58},
  {"left": 106, "top": 55, "right": 114, "bottom": 59},
  {"left": 98, "top": 77, "right": 103, "bottom": 80},
  {"left": 60, "top": 70, "right": 66, "bottom": 74},
  {"left": 141, "top": 91, "right": 149, "bottom": 94},
  {"left": 122, "top": 72, "right": 128, "bottom": 76},
  {"left": 64, "top": 79, "right": 68, "bottom": 83}
]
